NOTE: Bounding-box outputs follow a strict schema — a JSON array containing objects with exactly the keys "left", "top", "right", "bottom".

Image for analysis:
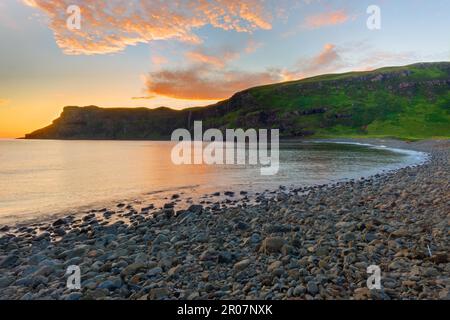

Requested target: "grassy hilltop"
[
  {"left": 25, "top": 62, "right": 450, "bottom": 140},
  {"left": 244, "top": 62, "right": 450, "bottom": 140}
]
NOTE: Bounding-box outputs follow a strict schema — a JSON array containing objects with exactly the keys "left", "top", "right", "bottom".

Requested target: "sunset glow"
[{"left": 0, "top": 0, "right": 449, "bottom": 137}]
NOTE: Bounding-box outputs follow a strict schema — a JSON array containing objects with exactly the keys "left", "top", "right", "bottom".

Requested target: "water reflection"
[{"left": 0, "top": 139, "right": 424, "bottom": 223}]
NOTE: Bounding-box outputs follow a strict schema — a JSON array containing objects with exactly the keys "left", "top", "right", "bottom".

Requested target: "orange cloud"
[
  {"left": 304, "top": 10, "right": 349, "bottom": 29},
  {"left": 245, "top": 39, "right": 263, "bottom": 54},
  {"left": 151, "top": 55, "right": 169, "bottom": 66},
  {"left": 145, "top": 66, "right": 282, "bottom": 100},
  {"left": 312, "top": 43, "right": 339, "bottom": 66},
  {"left": 185, "top": 48, "right": 240, "bottom": 68},
  {"left": 185, "top": 38, "right": 262, "bottom": 68},
  {"left": 0, "top": 99, "right": 10, "bottom": 106},
  {"left": 23, "top": 0, "right": 272, "bottom": 55},
  {"left": 281, "top": 43, "right": 343, "bottom": 80},
  {"left": 145, "top": 42, "right": 345, "bottom": 100},
  {"left": 131, "top": 96, "right": 156, "bottom": 100},
  {"left": 186, "top": 51, "right": 227, "bottom": 68}
]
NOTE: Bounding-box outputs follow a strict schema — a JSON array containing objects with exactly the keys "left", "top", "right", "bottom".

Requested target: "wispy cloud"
[
  {"left": 336, "top": 40, "right": 420, "bottom": 71},
  {"left": 0, "top": 99, "right": 10, "bottom": 106},
  {"left": 144, "top": 42, "right": 347, "bottom": 100},
  {"left": 186, "top": 52, "right": 224, "bottom": 69},
  {"left": 0, "top": 2, "right": 18, "bottom": 29},
  {"left": 131, "top": 96, "right": 156, "bottom": 100},
  {"left": 183, "top": 37, "right": 263, "bottom": 69},
  {"left": 354, "top": 51, "right": 418, "bottom": 71},
  {"left": 185, "top": 47, "right": 240, "bottom": 68},
  {"left": 151, "top": 55, "right": 169, "bottom": 67},
  {"left": 282, "top": 9, "right": 350, "bottom": 37},
  {"left": 304, "top": 10, "right": 349, "bottom": 29},
  {"left": 145, "top": 37, "right": 275, "bottom": 100},
  {"left": 281, "top": 43, "right": 344, "bottom": 80},
  {"left": 245, "top": 39, "right": 263, "bottom": 54},
  {"left": 22, "top": 0, "right": 272, "bottom": 55},
  {"left": 145, "top": 64, "right": 282, "bottom": 100},
  {"left": 280, "top": 41, "right": 424, "bottom": 81},
  {"left": 307, "top": 43, "right": 341, "bottom": 71}
]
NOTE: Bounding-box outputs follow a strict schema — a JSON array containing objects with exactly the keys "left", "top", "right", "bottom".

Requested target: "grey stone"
[
  {"left": 294, "top": 285, "right": 306, "bottom": 296},
  {"left": 307, "top": 281, "right": 319, "bottom": 295},
  {"left": 148, "top": 267, "right": 163, "bottom": 277},
  {"left": 234, "top": 259, "right": 251, "bottom": 271},
  {"left": 0, "top": 255, "right": 19, "bottom": 268}
]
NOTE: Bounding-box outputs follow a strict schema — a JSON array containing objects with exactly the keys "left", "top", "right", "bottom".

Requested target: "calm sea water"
[{"left": 0, "top": 139, "right": 426, "bottom": 224}]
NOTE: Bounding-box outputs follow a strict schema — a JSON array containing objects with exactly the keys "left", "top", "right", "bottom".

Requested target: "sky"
[{"left": 0, "top": 0, "right": 449, "bottom": 138}]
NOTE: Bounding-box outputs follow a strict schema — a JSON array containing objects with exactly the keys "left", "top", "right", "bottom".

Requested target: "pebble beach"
[{"left": 0, "top": 139, "right": 448, "bottom": 300}]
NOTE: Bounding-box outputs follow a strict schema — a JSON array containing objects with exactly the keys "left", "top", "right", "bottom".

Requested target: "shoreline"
[
  {"left": 0, "top": 139, "right": 448, "bottom": 300},
  {"left": 0, "top": 138, "right": 430, "bottom": 227}
]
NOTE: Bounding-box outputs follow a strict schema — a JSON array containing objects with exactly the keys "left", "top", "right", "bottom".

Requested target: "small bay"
[{"left": 0, "top": 139, "right": 425, "bottom": 224}]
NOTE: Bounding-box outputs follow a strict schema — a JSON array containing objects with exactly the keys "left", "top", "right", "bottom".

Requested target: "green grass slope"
[{"left": 241, "top": 62, "right": 450, "bottom": 140}]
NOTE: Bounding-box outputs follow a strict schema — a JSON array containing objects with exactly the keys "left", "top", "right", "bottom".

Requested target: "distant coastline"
[{"left": 23, "top": 62, "right": 450, "bottom": 141}]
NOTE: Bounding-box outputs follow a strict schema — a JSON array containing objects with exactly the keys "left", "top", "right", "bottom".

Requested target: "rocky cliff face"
[
  {"left": 25, "top": 62, "right": 450, "bottom": 140},
  {"left": 26, "top": 106, "right": 190, "bottom": 140}
]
